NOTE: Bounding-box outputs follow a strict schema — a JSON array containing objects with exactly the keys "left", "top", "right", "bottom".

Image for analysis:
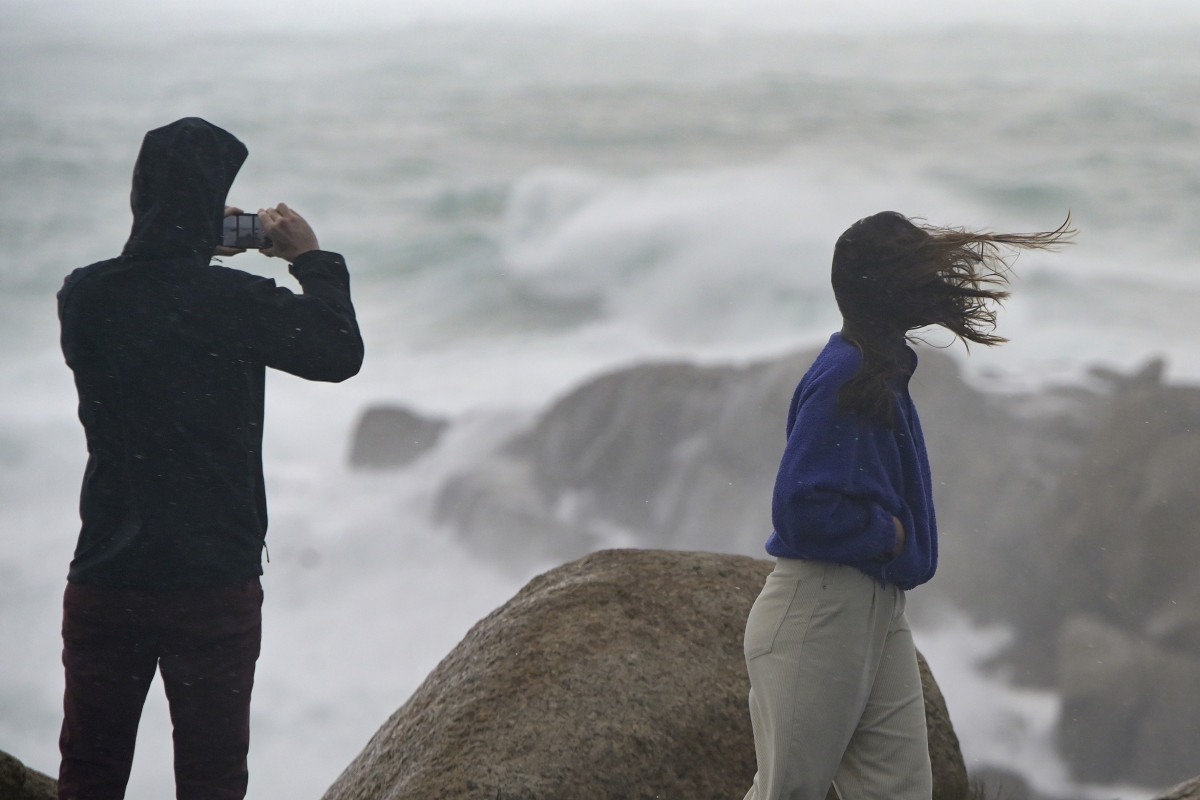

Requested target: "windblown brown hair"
[{"left": 831, "top": 211, "right": 1075, "bottom": 425}]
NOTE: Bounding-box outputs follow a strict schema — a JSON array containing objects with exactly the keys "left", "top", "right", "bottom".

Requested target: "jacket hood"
[{"left": 121, "top": 117, "right": 247, "bottom": 261}]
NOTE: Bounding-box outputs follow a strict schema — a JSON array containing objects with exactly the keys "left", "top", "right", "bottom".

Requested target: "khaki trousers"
[{"left": 742, "top": 558, "right": 932, "bottom": 800}]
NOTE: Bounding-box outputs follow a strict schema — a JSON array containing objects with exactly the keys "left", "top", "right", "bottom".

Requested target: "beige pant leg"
[
  {"left": 742, "top": 559, "right": 932, "bottom": 800},
  {"left": 832, "top": 594, "right": 933, "bottom": 800}
]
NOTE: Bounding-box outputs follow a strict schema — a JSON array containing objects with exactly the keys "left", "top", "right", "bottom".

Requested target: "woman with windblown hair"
[{"left": 741, "top": 211, "right": 1073, "bottom": 800}]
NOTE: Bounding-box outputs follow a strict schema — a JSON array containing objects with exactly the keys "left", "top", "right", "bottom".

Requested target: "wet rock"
[
  {"left": 0, "top": 749, "right": 56, "bottom": 800},
  {"left": 433, "top": 455, "right": 603, "bottom": 566},
  {"left": 1057, "top": 616, "right": 1200, "bottom": 787},
  {"left": 427, "top": 346, "right": 1093, "bottom": 617},
  {"left": 348, "top": 405, "right": 448, "bottom": 469},
  {"left": 1155, "top": 774, "right": 1200, "bottom": 800},
  {"left": 1030, "top": 358, "right": 1200, "bottom": 636},
  {"left": 501, "top": 355, "right": 808, "bottom": 557},
  {"left": 322, "top": 549, "right": 968, "bottom": 800},
  {"left": 372, "top": 345, "right": 1200, "bottom": 787}
]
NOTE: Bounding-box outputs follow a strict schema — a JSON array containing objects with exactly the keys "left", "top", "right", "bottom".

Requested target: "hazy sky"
[{"left": 6, "top": 0, "right": 1200, "bottom": 35}]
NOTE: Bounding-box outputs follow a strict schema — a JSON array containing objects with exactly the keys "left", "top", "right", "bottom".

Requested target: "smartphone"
[{"left": 221, "top": 214, "right": 272, "bottom": 249}]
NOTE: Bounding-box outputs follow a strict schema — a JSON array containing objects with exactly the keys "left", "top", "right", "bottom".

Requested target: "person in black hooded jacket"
[{"left": 56, "top": 117, "right": 363, "bottom": 800}]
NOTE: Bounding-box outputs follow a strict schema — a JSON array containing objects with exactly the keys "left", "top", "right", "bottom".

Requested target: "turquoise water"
[{"left": 2, "top": 19, "right": 1196, "bottom": 798}]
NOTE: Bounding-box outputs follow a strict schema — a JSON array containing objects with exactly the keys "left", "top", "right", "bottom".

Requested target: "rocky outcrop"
[
  {"left": 999, "top": 363, "right": 1200, "bottom": 786},
  {"left": 1156, "top": 775, "right": 1200, "bottom": 800},
  {"left": 0, "top": 750, "right": 56, "bottom": 800},
  {"left": 425, "top": 346, "right": 1099, "bottom": 606},
  {"left": 322, "top": 549, "right": 968, "bottom": 800},
  {"left": 1039, "top": 360, "right": 1200, "bottom": 627},
  {"left": 348, "top": 405, "right": 448, "bottom": 469},
  {"left": 1011, "top": 360, "right": 1200, "bottom": 652},
  {"left": 1057, "top": 616, "right": 1200, "bottom": 787},
  {"left": 433, "top": 355, "right": 810, "bottom": 564},
  {"left": 357, "top": 346, "right": 1200, "bottom": 787}
]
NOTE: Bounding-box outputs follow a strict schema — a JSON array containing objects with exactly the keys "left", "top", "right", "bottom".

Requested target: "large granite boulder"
[
  {"left": 322, "top": 549, "right": 968, "bottom": 800},
  {"left": 0, "top": 750, "right": 56, "bottom": 800}
]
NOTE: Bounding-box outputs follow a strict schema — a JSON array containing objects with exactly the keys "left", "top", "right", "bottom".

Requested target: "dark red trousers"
[{"left": 58, "top": 579, "right": 263, "bottom": 800}]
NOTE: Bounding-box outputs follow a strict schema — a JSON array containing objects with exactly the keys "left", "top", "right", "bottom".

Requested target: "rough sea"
[{"left": 2, "top": 12, "right": 1198, "bottom": 799}]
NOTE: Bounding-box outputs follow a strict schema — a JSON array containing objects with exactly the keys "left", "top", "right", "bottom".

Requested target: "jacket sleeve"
[
  {"left": 233, "top": 251, "right": 364, "bottom": 382},
  {"left": 770, "top": 375, "right": 902, "bottom": 564}
]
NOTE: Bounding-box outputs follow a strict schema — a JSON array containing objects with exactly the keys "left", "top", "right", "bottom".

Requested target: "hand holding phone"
[
  {"left": 221, "top": 213, "right": 272, "bottom": 250},
  {"left": 258, "top": 203, "right": 320, "bottom": 263}
]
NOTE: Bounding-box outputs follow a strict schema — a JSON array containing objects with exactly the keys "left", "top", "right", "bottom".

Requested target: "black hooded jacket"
[{"left": 58, "top": 118, "right": 364, "bottom": 589}]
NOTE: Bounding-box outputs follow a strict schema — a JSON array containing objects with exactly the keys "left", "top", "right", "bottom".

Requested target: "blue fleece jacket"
[{"left": 765, "top": 333, "right": 937, "bottom": 590}]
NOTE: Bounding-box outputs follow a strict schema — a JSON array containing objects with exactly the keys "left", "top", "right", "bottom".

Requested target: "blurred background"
[{"left": 2, "top": 0, "right": 1199, "bottom": 797}]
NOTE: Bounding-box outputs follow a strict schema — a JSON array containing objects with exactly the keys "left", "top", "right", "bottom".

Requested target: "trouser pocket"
[{"left": 743, "top": 559, "right": 827, "bottom": 660}]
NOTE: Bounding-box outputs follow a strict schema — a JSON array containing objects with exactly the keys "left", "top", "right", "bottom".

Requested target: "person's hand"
[
  {"left": 258, "top": 203, "right": 320, "bottom": 263},
  {"left": 214, "top": 206, "right": 247, "bottom": 257},
  {"left": 891, "top": 515, "right": 906, "bottom": 557}
]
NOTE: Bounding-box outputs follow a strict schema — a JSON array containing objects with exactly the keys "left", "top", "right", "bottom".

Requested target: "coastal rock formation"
[
  {"left": 359, "top": 346, "right": 1200, "bottom": 787},
  {"left": 0, "top": 749, "right": 56, "bottom": 800},
  {"left": 433, "top": 355, "right": 808, "bottom": 563},
  {"left": 427, "top": 346, "right": 1095, "bottom": 606},
  {"left": 1036, "top": 359, "right": 1200, "bottom": 628},
  {"left": 348, "top": 405, "right": 448, "bottom": 469},
  {"left": 986, "top": 360, "right": 1200, "bottom": 660},
  {"left": 1155, "top": 775, "right": 1200, "bottom": 800},
  {"left": 322, "top": 549, "right": 968, "bottom": 800},
  {"left": 1057, "top": 616, "right": 1200, "bottom": 787}
]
